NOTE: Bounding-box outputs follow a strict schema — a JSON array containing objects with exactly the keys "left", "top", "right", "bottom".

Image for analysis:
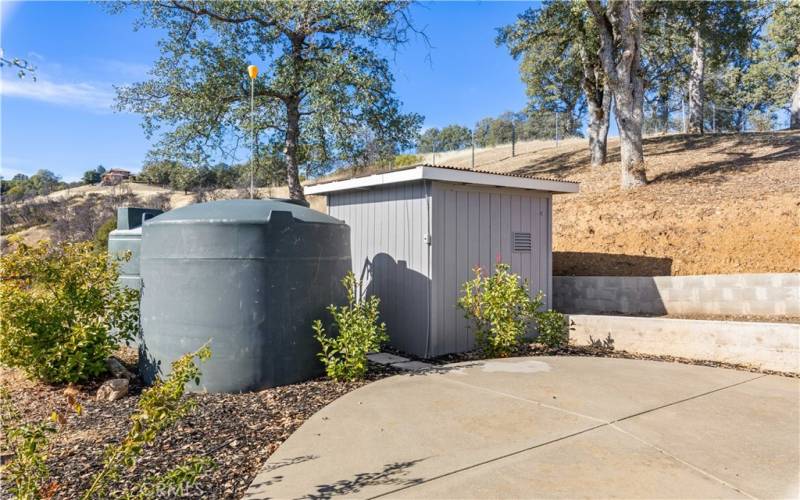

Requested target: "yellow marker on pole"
[{"left": 248, "top": 65, "right": 258, "bottom": 198}]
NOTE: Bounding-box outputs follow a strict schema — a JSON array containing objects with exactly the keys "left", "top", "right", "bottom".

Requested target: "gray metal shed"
[{"left": 306, "top": 165, "right": 579, "bottom": 358}]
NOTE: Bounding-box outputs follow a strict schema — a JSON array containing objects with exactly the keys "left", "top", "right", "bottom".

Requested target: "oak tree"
[
  {"left": 499, "top": 1, "right": 607, "bottom": 165},
  {"left": 112, "top": 1, "right": 423, "bottom": 200}
]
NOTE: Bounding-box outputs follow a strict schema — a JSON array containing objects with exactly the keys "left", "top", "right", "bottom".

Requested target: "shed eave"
[
  {"left": 304, "top": 165, "right": 579, "bottom": 195},
  {"left": 418, "top": 166, "right": 579, "bottom": 194}
]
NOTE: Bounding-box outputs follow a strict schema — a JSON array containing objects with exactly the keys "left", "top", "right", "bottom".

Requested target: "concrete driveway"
[{"left": 246, "top": 357, "right": 800, "bottom": 499}]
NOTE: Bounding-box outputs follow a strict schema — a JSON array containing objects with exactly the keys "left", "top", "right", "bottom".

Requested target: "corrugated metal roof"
[
  {"left": 416, "top": 163, "right": 579, "bottom": 185},
  {"left": 305, "top": 163, "right": 579, "bottom": 188}
]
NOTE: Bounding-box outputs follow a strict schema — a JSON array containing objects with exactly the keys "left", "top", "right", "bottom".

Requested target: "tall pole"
[
  {"left": 681, "top": 96, "right": 686, "bottom": 133},
  {"left": 471, "top": 128, "right": 475, "bottom": 169},
  {"left": 511, "top": 121, "right": 516, "bottom": 157},
  {"left": 555, "top": 111, "right": 559, "bottom": 148},
  {"left": 248, "top": 65, "right": 259, "bottom": 199},
  {"left": 712, "top": 102, "right": 716, "bottom": 133}
]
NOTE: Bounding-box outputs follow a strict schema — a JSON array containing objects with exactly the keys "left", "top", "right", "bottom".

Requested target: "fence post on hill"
[
  {"left": 511, "top": 121, "right": 516, "bottom": 157},
  {"left": 682, "top": 97, "right": 687, "bottom": 133},
  {"left": 711, "top": 102, "right": 716, "bottom": 133},
  {"left": 471, "top": 128, "right": 475, "bottom": 168},
  {"left": 555, "top": 111, "right": 559, "bottom": 148}
]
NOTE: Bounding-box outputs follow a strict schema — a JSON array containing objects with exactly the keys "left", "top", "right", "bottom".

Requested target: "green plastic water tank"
[
  {"left": 107, "top": 207, "right": 163, "bottom": 291},
  {"left": 138, "top": 199, "right": 351, "bottom": 393}
]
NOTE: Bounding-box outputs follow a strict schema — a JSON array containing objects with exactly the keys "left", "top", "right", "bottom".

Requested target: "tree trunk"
[
  {"left": 580, "top": 43, "right": 611, "bottom": 167},
  {"left": 284, "top": 96, "right": 305, "bottom": 201},
  {"left": 615, "top": 83, "right": 647, "bottom": 188},
  {"left": 587, "top": 83, "right": 612, "bottom": 167},
  {"left": 791, "top": 71, "right": 800, "bottom": 129},
  {"left": 658, "top": 91, "right": 669, "bottom": 134},
  {"left": 687, "top": 27, "right": 705, "bottom": 134},
  {"left": 587, "top": 0, "right": 647, "bottom": 188}
]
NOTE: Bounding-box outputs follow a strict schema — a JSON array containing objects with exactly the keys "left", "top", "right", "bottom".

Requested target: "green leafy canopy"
[{"left": 111, "top": 1, "right": 425, "bottom": 194}]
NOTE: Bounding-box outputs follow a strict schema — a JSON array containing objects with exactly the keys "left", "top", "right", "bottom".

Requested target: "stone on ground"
[{"left": 96, "top": 378, "right": 129, "bottom": 402}]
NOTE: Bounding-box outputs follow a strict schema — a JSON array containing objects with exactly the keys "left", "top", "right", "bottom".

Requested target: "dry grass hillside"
[
  {"left": 516, "top": 131, "right": 799, "bottom": 276},
  {"left": 3, "top": 131, "right": 797, "bottom": 276},
  {"left": 1, "top": 184, "right": 326, "bottom": 247}
]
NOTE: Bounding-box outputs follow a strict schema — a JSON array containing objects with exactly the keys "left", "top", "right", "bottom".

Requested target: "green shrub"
[
  {"left": 83, "top": 345, "right": 212, "bottom": 499},
  {"left": 394, "top": 153, "right": 422, "bottom": 167},
  {"left": 1, "top": 347, "right": 212, "bottom": 499},
  {"left": 535, "top": 309, "right": 569, "bottom": 349},
  {"left": 313, "top": 272, "right": 388, "bottom": 381},
  {"left": 93, "top": 216, "right": 117, "bottom": 252},
  {"left": 0, "top": 237, "right": 139, "bottom": 383},
  {"left": 0, "top": 388, "right": 56, "bottom": 499},
  {"left": 458, "top": 263, "right": 542, "bottom": 357}
]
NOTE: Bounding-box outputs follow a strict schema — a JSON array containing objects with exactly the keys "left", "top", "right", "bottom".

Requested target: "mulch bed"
[{"left": 0, "top": 354, "right": 399, "bottom": 499}]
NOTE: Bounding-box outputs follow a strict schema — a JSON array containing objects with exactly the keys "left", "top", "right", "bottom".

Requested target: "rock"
[
  {"left": 96, "top": 379, "right": 129, "bottom": 402},
  {"left": 106, "top": 357, "right": 135, "bottom": 380}
]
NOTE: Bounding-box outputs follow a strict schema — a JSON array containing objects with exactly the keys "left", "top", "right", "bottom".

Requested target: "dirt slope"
[{"left": 512, "top": 132, "right": 799, "bottom": 276}]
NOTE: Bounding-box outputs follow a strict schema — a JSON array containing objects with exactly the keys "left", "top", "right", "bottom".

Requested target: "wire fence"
[
  {"left": 420, "top": 101, "right": 789, "bottom": 169},
  {"left": 643, "top": 99, "right": 790, "bottom": 136}
]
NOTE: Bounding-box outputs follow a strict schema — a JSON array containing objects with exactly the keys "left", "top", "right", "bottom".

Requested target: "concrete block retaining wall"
[
  {"left": 554, "top": 273, "right": 800, "bottom": 316},
  {"left": 569, "top": 314, "right": 800, "bottom": 373}
]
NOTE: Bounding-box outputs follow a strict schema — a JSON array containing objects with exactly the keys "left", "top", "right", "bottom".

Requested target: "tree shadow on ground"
[
  {"left": 648, "top": 134, "right": 798, "bottom": 185},
  {"left": 509, "top": 132, "right": 797, "bottom": 183},
  {"left": 511, "top": 146, "right": 599, "bottom": 179},
  {"left": 305, "top": 459, "right": 427, "bottom": 499},
  {"left": 245, "top": 455, "right": 319, "bottom": 494}
]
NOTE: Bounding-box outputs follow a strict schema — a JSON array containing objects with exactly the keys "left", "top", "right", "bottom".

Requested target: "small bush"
[
  {"left": 394, "top": 153, "right": 422, "bottom": 167},
  {"left": 93, "top": 216, "right": 117, "bottom": 252},
  {"left": 84, "top": 344, "right": 213, "bottom": 499},
  {"left": 535, "top": 309, "right": 569, "bottom": 348},
  {"left": 313, "top": 272, "right": 388, "bottom": 381},
  {"left": 0, "top": 237, "right": 139, "bottom": 383},
  {"left": 144, "top": 192, "right": 172, "bottom": 211},
  {"left": 458, "top": 263, "right": 542, "bottom": 357},
  {"left": 0, "top": 388, "right": 56, "bottom": 499},
  {"left": 1, "top": 347, "right": 212, "bottom": 499}
]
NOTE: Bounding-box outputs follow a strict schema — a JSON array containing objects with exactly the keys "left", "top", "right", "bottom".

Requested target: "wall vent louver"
[{"left": 512, "top": 232, "right": 532, "bottom": 252}]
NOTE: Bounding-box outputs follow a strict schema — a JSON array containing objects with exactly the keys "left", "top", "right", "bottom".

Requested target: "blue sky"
[{"left": 2, "top": 1, "right": 544, "bottom": 182}]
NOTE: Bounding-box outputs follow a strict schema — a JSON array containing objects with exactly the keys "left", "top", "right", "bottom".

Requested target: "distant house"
[{"left": 101, "top": 168, "right": 131, "bottom": 186}]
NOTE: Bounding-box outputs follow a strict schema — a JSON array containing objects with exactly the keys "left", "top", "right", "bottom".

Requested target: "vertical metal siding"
[
  {"left": 328, "top": 181, "right": 432, "bottom": 356},
  {"left": 430, "top": 182, "right": 552, "bottom": 357},
  {"left": 328, "top": 180, "right": 553, "bottom": 358}
]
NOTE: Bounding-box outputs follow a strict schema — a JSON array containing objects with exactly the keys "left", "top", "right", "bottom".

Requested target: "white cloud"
[
  {"left": 1, "top": 75, "right": 115, "bottom": 111},
  {"left": 0, "top": 1, "right": 20, "bottom": 29}
]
